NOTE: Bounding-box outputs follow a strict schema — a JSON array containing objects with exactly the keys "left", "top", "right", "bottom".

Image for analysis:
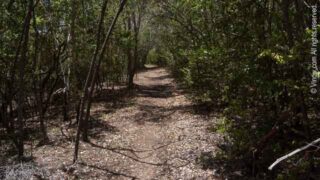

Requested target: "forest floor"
[{"left": 30, "top": 66, "right": 222, "bottom": 179}]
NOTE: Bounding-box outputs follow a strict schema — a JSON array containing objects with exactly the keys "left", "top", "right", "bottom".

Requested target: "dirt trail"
[{"left": 35, "top": 66, "right": 221, "bottom": 179}]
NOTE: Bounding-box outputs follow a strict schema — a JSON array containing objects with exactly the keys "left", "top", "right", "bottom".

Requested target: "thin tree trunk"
[
  {"left": 64, "top": 0, "right": 79, "bottom": 123},
  {"left": 132, "top": 10, "right": 140, "bottom": 80},
  {"left": 127, "top": 15, "right": 134, "bottom": 89},
  {"left": 76, "top": 0, "right": 109, "bottom": 143},
  {"left": 82, "top": 0, "right": 128, "bottom": 141},
  {"left": 16, "top": 0, "right": 34, "bottom": 159},
  {"left": 73, "top": 0, "right": 127, "bottom": 163},
  {"left": 32, "top": 4, "right": 49, "bottom": 143}
]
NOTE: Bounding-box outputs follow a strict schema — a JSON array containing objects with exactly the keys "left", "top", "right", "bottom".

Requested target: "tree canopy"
[{"left": 0, "top": 0, "right": 320, "bottom": 179}]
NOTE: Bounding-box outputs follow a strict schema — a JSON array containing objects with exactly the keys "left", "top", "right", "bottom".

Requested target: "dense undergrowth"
[
  {"left": 1, "top": 0, "right": 320, "bottom": 179},
  {"left": 150, "top": 0, "right": 320, "bottom": 179}
]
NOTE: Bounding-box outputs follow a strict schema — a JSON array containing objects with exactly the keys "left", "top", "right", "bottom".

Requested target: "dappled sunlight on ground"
[{"left": 32, "top": 67, "right": 222, "bottom": 179}]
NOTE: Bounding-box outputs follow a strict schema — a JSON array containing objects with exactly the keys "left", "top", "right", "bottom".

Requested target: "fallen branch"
[{"left": 268, "top": 137, "right": 320, "bottom": 170}]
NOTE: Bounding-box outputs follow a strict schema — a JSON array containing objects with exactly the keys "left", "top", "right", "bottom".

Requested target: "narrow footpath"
[{"left": 35, "top": 66, "right": 221, "bottom": 179}]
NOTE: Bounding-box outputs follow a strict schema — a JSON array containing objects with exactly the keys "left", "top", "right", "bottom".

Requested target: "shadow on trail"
[
  {"left": 88, "top": 142, "right": 165, "bottom": 166},
  {"left": 86, "top": 141, "right": 192, "bottom": 177},
  {"left": 132, "top": 103, "right": 218, "bottom": 124},
  {"left": 133, "top": 104, "right": 182, "bottom": 124},
  {"left": 78, "top": 162, "right": 138, "bottom": 180},
  {"left": 88, "top": 117, "right": 119, "bottom": 139},
  {"left": 136, "top": 84, "right": 174, "bottom": 98}
]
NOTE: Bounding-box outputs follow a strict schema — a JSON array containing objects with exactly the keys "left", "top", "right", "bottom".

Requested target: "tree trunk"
[
  {"left": 64, "top": 0, "right": 79, "bottom": 123},
  {"left": 16, "top": 0, "right": 34, "bottom": 159},
  {"left": 32, "top": 4, "right": 49, "bottom": 143},
  {"left": 127, "top": 16, "right": 134, "bottom": 89},
  {"left": 73, "top": 0, "right": 127, "bottom": 163}
]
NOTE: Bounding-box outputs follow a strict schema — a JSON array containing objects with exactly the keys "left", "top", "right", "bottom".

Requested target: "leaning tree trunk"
[
  {"left": 73, "top": 0, "right": 127, "bottom": 163},
  {"left": 76, "top": 0, "right": 109, "bottom": 144}
]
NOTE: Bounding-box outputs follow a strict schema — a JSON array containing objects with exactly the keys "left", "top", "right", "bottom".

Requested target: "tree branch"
[{"left": 269, "top": 138, "right": 320, "bottom": 170}]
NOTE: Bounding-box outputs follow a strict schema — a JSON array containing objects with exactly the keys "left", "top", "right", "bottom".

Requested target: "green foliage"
[
  {"left": 146, "top": 48, "right": 170, "bottom": 66},
  {"left": 1, "top": 0, "right": 320, "bottom": 178},
  {"left": 154, "top": 0, "right": 320, "bottom": 178}
]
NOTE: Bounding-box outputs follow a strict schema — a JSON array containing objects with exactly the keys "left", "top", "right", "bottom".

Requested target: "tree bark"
[
  {"left": 16, "top": 0, "right": 35, "bottom": 159},
  {"left": 73, "top": 0, "right": 127, "bottom": 163},
  {"left": 127, "top": 15, "right": 134, "bottom": 89}
]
